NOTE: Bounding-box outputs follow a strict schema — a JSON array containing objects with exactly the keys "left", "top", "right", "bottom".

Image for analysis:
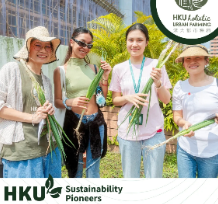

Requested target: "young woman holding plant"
[
  {"left": 109, "top": 23, "right": 172, "bottom": 178},
  {"left": 173, "top": 45, "right": 218, "bottom": 178},
  {"left": 54, "top": 27, "right": 111, "bottom": 178},
  {"left": 0, "top": 26, "right": 61, "bottom": 178}
]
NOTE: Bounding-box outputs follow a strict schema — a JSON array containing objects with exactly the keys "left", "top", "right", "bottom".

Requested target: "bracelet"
[
  {"left": 155, "top": 81, "right": 163, "bottom": 89},
  {"left": 101, "top": 82, "right": 108, "bottom": 87},
  {"left": 102, "top": 78, "right": 108, "bottom": 81},
  {"left": 32, "top": 113, "right": 35, "bottom": 126},
  {"left": 63, "top": 98, "right": 71, "bottom": 110}
]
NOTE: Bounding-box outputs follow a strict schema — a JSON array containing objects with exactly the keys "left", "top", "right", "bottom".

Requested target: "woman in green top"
[
  {"left": 54, "top": 27, "right": 111, "bottom": 178},
  {"left": 0, "top": 26, "right": 61, "bottom": 178}
]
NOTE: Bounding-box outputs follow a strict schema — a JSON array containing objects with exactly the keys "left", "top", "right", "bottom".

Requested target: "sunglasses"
[
  {"left": 72, "top": 37, "right": 93, "bottom": 49},
  {"left": 33, "top": 43, "right": 52, "bottom": 53}
]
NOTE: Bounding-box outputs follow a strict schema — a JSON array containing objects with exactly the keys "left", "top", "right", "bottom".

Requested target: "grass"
[{"left": 62, "top": 151, "right": 178, "bottom": 178}]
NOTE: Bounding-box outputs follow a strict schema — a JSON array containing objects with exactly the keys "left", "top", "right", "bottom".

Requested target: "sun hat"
[
  {"left": 13, "top": 26, "right": 61, "bottom": 64},
  {"left": 175, "top": 44, "right": 210, "bottom": 63}
]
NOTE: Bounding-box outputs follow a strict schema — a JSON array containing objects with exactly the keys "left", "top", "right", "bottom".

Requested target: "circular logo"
[
  {"left": 175, "top": 0, "right": 208, "bottom": 11},
  {"left": 151, "top": 0, "right": 218, "bottom": 44}
]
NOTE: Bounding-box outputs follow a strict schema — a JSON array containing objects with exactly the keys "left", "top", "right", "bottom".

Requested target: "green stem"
[{"left": 151, "top": 119, "right": 215, "bottom": 149}]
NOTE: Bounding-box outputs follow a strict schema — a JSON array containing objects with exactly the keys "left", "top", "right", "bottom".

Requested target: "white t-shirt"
[
  {"left": 109, "top": 58, "right": 172, "bottom": 141},
  {"left": 173, "top": 78, "right": 218, "bottom": 158}
]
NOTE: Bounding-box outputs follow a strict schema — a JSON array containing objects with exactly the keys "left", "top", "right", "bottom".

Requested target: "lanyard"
[{"left": 129, "top": 56, "right": 145, "bottom": 93}]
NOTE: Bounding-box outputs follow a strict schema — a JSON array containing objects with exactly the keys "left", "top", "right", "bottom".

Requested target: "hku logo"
[
  {"left": 175, "top": 0, "right": 208, "bottom": 11},
  {"left": 4, "top": 174, "right": 62, "bottom": 201}
]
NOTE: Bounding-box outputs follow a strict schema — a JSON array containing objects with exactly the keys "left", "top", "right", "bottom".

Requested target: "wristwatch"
[{"left": 63, "top": 98, "right": 71, "bottom": 110}]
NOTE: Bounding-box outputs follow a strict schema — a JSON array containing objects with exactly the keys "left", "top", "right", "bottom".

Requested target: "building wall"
[
  {"left": 210, "top": 36, "right": 218, "bottom": 56},
  {"left": 118, "top": 0, "right": 151, "bottom": 25},
  {"left": 132, "top": 0, "right": 151, "bottom": 22},
  {"left": 0, "top": 0, "right": 152, "bottom": 44},
  {"left": 118, "top": 0, "right": 132, "bottom": 26},
  {"left": 0, "top": 0, "right": 119, "bottom": 45}
]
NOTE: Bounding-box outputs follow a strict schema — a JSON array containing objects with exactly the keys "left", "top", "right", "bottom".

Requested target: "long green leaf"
[{"left": 20, "top": 59, "right": 74, "bottom": 161}]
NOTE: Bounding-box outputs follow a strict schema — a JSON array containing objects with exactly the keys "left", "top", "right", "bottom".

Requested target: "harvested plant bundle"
[
  {"left": 20, "top": 59, "right": 74, "bottom": 160},
  {"left": 120, "top": 40, "right": 179, "bottom": 136},
  {"left": 74, "top": 66, "right": 104, "bottom": 140},
  {"left": 150, "top": 119, "right": 215, "bottom": 150}
]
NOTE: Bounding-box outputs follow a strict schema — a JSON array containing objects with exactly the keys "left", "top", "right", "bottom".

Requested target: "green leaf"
[
  {"left": 50, "top": 187, "right": 62, "bottom": 195},
  {"left": 40, "top": 124, "right": 48, "bottom": 137},
  {"left": 49, "top": 187, "right": 62, "bottom": 198},
  {"left": 45, "top": 174, "right": 54, "bottom": 193},
  {"left": 50, "top": 193, "right": 61, "bottom": 198}
]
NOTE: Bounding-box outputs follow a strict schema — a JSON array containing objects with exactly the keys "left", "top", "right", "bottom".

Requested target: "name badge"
[{"left": 129, "top": 114, "right": 143, "bottom": 125}]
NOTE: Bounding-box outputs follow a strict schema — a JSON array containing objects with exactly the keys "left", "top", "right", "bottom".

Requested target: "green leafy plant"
[
  {"left": 151, "top": 119, "right": 215, "bottom": 150},
  {"left": 160, "top": 64, "right": 189, "bottom": 135},
  {"left": 107, "top": 134, "right": 119, "bottom": 146},
  {"left": 161, "top": 101, "right": 178, "bottom": 135},
  {"left": 106, "top": 90, "right": 113, "bottom": 106},
  {"left": 208, "top": 57, "right": 218, "bottom": 76},
  {"left": 75, "top": 62, "right": 104, "bottom": 138}
]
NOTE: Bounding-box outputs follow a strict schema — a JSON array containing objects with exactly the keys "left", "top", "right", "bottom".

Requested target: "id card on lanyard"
[
  {"left": 129, "top": 114, "right": 143, "bottom": 125},
  {"left": 128, "top": 56, "right": 145, "bottom": 125}
]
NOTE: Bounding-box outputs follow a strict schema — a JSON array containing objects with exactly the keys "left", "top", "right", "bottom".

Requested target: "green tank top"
[{"left": 65, "top": 58, "right": 96, "bottom": 98}]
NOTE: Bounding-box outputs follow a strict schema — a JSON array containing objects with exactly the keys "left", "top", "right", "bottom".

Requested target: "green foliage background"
[{"left": 87, "top": 12, "right": 218, "bottom": 137}]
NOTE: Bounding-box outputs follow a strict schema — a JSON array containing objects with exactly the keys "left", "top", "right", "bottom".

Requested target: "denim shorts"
[
  {"left": 2, "top": 147, "right": 61, "bottom": 178},
  {"left": 177, "top": 143, "right": 218, "bottom": 178},
  {"left": 117, "top": 131, "right": 166, "bottom": 178},
  {"left": 74, "top": 112, "right": 104, "bottom": 178}
]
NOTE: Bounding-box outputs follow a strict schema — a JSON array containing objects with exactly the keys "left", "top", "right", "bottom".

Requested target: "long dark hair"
[
  {"left": 64, "top": 27, "right": 93, "bottom": 64},
  {"left": 126, "top": 23, "right": 149, "bottom": 41}
]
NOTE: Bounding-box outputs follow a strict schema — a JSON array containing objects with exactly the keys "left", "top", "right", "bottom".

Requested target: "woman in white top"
[{"left": 173, "top": 45, "right": 218, "bottom": 178}]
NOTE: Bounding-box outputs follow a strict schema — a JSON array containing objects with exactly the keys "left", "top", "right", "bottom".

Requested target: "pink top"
[{"left": 109, "top": 58, "right": 172, "bottom": 141}]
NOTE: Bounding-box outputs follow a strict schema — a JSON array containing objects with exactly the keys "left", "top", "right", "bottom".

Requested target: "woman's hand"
[
  {"left": 67, "top": 97, "right": 90, "bottom": 110},
  {"left": 43, "top": 100, "right": 55, "bottom": 115},
  {"left": 32, "top": 101, "right": 54, "bottom": 124},
  {"left": 124, "top": 93, "right": 148, "bottom": 108},
  {"left": 150, "top": 67, "right": 162, "bottom": 88},
  {"left": 183, "top": 121, "right": 195, "bottom": 137},
  {"left": 101, "top": 60, "right": 112, "bottom": 80}
]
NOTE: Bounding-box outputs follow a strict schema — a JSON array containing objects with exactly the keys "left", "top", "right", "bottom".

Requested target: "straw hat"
[
  {"left": 13, "top": 26, "right": 61, "bottom": 64},
  {"left": 175, "top": 44, "right": 210, "bottom": 63}
]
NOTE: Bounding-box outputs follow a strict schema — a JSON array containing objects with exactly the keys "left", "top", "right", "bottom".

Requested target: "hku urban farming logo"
[
  {"left": 4, "top": 174, "right": 62, "bottom": 201},
  {"left": 175, "top": 0, "right": 208, "bottom": 11},
  {"left": 151, "top": 0, "right": 218, "bottom": 44}
]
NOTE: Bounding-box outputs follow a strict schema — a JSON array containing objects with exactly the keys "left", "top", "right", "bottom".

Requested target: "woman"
[
  {"left": 54, "top": 27, "right": 111, "bottom": 178},
  {"left": 109, "top": 23, "right": 172, "bottom": 178},
  {"left": 0, "top": 26, "right": 61, "bottom": 178},
  {"left": 173, "top": 45, "right": 218, "bottom": 178}
]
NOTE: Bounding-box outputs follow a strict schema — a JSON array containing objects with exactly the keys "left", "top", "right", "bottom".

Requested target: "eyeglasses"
[
  {"left": 72, "top": 37, "right": 93, "bottom": 49},
  {"left": 33, "top": 43, "right": 52, "bottom": 53}
]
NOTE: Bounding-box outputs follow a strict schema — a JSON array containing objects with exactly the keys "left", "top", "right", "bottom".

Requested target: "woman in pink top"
[{"left": 109, "top": 23, "right": 172, "bottom": 178}]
